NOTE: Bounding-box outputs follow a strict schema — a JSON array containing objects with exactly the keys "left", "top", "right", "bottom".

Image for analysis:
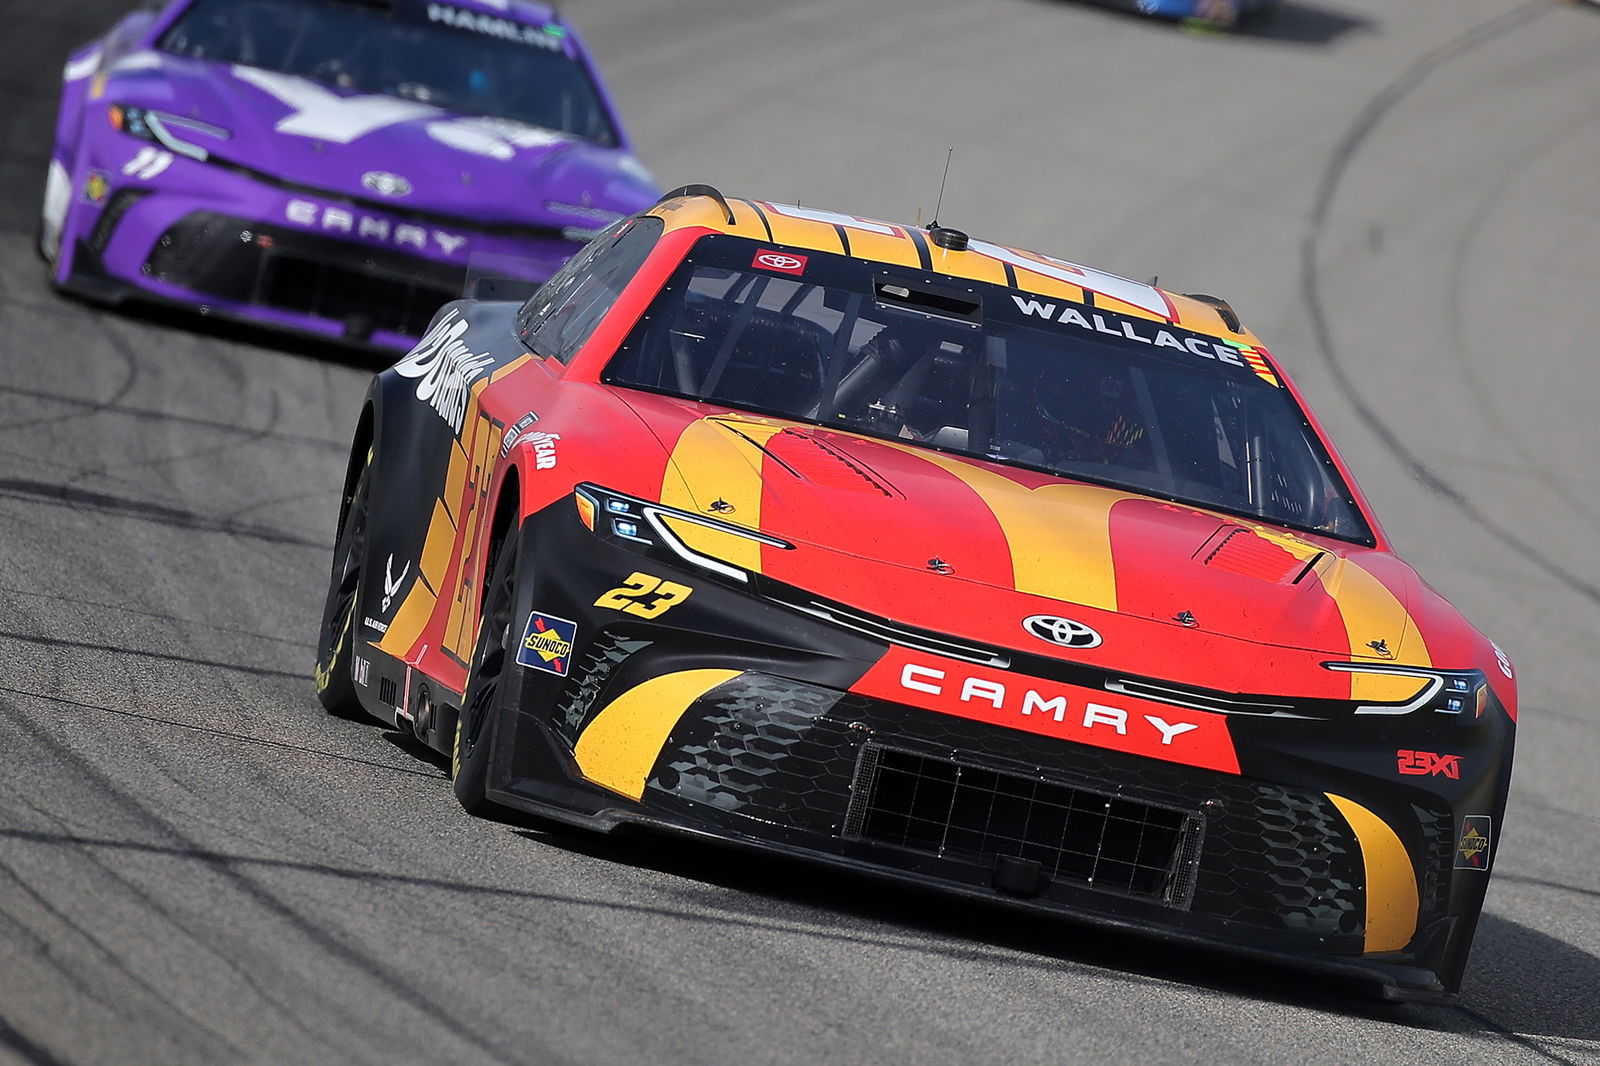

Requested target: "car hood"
[
  {"left": 105, "top": 54, "right": 656, "bottom": 223},
  {"left": 639, "top": 407, "right": 1433, "bottom": 666}
]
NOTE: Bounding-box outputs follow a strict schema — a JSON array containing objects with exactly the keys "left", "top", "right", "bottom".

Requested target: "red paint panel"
[
  {"left": 1106, "top": 498, "right": 1351, "bottom": 655},
  {"left": 759, "top": 431, "right": 1019, "bottom": 591},
  {"left": 852, "top": 646, "right": 1240, "bottom": 774}
]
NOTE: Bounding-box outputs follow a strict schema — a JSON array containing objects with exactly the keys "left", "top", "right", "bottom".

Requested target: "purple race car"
[{"left": 40, "top": 0, "right": 659, "bottom": 349}]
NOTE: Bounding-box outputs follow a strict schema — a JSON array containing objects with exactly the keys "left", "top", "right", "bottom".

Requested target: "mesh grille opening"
[
  {"left": 143, "top": 213, "right": 467, "bottom": 338},
  {"left": 845, "top": 745, "right": 1201, "bottom": 906}
]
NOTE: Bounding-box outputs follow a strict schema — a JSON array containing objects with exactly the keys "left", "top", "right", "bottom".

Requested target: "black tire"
[
  {"left": 452, "top": 522, "right": 522, "bottom": 819},
  {"left": 314, "top": 450, "right": 372, "bottom": 718}
]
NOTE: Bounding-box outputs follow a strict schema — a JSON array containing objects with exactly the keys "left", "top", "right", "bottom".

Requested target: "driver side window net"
[
  {"left": 517, "top": 217, "right": 661, "bottom": 363},
  {"left": 603, "top": 239, "right": 1372, "bottom": 543}
]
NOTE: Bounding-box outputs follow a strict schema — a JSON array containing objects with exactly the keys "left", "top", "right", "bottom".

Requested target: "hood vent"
[
  {"left": 711, "top": 418, "right": 899, "bottom": 497},
  {"left": 1201, "top": 527, "right": 1320, "bottom": 584},
  {"left": 775, "top": 428, "right": 898, "bottom": 496}
]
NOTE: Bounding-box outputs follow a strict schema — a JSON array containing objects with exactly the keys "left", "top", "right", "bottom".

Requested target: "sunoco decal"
[
  {"left": 393, "top": 308, "right": 495, "bottom": 432},
  {"left": 517, "top": 611, "right": 576, "bottom": 675},
  {"left": 1455, "top": 816, "right": 1492, "bottom": 871}
]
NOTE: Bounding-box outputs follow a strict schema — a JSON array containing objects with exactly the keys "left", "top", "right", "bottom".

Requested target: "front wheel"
[
  {"left": 314, "top": 452, "right": 373, "bottom": 718},
  {"left": 452, "top": 523, "right": 523, "bottom": 819}
]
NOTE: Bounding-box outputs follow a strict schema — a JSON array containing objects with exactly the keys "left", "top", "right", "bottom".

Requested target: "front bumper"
[
  {"left": 479, "top": 497, "right": 1513, "bottom": 1003},
  {"left": 56, "top": 139, "right": 581, "bottom": 348}
]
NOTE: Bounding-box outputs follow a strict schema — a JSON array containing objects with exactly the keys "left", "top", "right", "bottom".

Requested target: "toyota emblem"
[
  {"left": 751, "top": 249, "right": 808, "bottom": 275},
  {"left": 1023, "top": 614, "right": 1103, "bottom": 649},
  {"left": 362, "top": 171, "right": 412, "bottom": 197}
]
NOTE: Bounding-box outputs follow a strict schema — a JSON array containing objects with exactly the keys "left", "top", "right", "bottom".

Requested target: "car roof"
[{"left": 646, "top": 189, "right": 1262, "bottom": 347}]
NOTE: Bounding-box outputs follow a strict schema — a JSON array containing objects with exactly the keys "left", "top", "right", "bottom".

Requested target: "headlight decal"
[
  {"left": 1322, "top": 662, "right": 1487, "bottom": 717},
  {"left": 575, "top": 484, "right": 790, "bottom": 582}
]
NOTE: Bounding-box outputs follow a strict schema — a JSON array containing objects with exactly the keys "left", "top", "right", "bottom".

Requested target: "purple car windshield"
[{"left": 158, "top": 0, "right": 618, "bottom": 145}]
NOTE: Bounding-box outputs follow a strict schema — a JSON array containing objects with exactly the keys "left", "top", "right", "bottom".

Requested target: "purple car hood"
[{"left": 115, "top": 55, "right": 655, "bottom": 224}]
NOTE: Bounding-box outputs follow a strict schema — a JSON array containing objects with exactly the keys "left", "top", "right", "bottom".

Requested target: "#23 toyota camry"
[{"left": 314, "top": 185, "right": 1515, "bottom": 1003}]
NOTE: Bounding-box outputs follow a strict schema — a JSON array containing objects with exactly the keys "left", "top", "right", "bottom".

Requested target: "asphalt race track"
[{"left": 2, "top": 0, "right": 1598, "bottom": 1062}]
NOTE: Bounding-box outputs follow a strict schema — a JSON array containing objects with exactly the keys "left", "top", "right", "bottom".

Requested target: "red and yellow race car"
[{"left": 315, "top": 185, "right": 1515, "bottom": 1003}]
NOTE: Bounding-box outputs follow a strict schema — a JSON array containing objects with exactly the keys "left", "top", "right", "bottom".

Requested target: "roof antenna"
[
  {"left": 926, "top": 148, "right": 969, "bottom": 251},
  {"left": 931, "top": 147, "right": 954, "bottom": 228}
]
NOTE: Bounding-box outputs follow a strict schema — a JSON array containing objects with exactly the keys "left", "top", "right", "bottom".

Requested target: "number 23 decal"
[{"left": 594, "top": 572, "right": 693, "bottom": 619}]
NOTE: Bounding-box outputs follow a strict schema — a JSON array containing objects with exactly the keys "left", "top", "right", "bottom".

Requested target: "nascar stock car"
[
  {"left": 314, "top": 185, "right": 1515, "bottom": 1003},
  {"left": 40, "top": 0, "right": 657, "bottom": 349},
  {"left": 1104, "top": 0, "right": 1280, "bottom": 28}
]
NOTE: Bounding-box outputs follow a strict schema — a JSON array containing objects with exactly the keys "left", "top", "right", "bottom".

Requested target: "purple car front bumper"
[{"left": 55, "top": 142, "right": 582, "bottom": 349}]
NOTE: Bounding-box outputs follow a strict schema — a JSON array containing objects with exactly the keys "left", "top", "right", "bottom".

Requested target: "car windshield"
[
  {"left": 159, "top": 0, "right": 618, "bottom": 145},
  {"left": 604, "top": 235, "right": 1374, "bottom": 544}
]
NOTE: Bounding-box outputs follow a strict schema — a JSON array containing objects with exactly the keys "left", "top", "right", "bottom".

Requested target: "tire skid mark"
[
  {"left": 0, "top": 700, "right": 542, "bottom": 1066},
  {"left": 0, "top": 720, "right": 248, "bottom": 1061},
  {"left": 1301, "top": 1, "right": 1600, "bottom": 608},
  {"left": 0, "top": 307, "right": 141, "bottom": 436},
  {"left": 0, "top": 1012, "right": 74, "bottom": 1066},
  {"left": 1, "top": 686, "right": 439, "bottom": 780},
  {"left": 0, "top": 584, "right": 307, "bottom": 649},
  {"left": 0, "top": 731, "right": 315, "bottom": 1060},
  {"left": 1302, "top": 6, "right": 1590, "bottom": 1063},
  {"left": 66, "top": 386, "right": 289, "bottom": 486},
  {"left": 0, "top": 477, "right": 325, "bottom": 549},
  {"left": 0, "top": 381, "right": 345, "bottom": 452},
  {"left": 0, "top": 855, "right": 247, "bottom": 1063},
  {"left": 216, "top": 488, "right": 332, "bottom": 528},
  {"left": 0, "top": 797, "right": 331, "bottom": 1059},
  {"left": 0, "top": 632, "right": 305, "bottom": 682},
  {"left": 0, "top": 865, "right": 101, "bottom": 1003},
  {"left": 1493, "top": 873, "right": 1600, "bottom": 902},
  {"left": 0, "top": 826, "right": 1150, "bottom": 981},
  {"left": 1443, "top": 104, "right": 1600, "bottom": 527}
]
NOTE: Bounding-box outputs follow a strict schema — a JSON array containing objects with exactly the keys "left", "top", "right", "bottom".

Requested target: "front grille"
[
  {"left": 845, "top": 744, "right": 1201, "bottom": 906},
  {"left": 551, "top": 634, "right": 651, "bottom": 746},
  {"left": 143, "top": 212, "right": 472, "bottom": 338},
  {"left": 260, "top": 254, "right": 456, "bottom": 338}
]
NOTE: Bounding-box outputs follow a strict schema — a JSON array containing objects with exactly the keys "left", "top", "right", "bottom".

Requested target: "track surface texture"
[{"left": 2, "top": 1, "right": 1598, "bottom": 1063}]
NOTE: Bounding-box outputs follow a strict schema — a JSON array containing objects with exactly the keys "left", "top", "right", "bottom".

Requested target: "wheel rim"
[{"left": 459, "top": 541, "right": 516, "bottom": 761}]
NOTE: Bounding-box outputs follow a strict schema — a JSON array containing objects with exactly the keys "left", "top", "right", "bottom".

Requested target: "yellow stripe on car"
[
  {"left": 1326, "top": 793, "right": 1419, "bottom": 953},
  {"left": 888, "top": 444, "right": 1132, "bottom": 611},
  {"left": 661, "top": 418, "right": 784, "bottom": 572},
  {"left": 1315, "top": 558, "right": 1432, "bottom": 701},
  {"left": 574, "top": 669, "right": 742, "bottom": 799}
]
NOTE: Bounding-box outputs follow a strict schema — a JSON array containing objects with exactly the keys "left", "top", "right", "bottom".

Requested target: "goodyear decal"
[{"left": 517, "top": 611, "right": 576, "bottom": 675}]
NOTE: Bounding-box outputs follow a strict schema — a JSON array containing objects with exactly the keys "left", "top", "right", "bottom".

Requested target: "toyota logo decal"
[
  {"left": 1023, "top": 614, "right": 1103, "bottom": 649},
  {"left": 751, "top": 249, "right": 808, "bottom": 274},
  {"left": 362, "top": 171, "right": 412, "bottom": 197}
]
